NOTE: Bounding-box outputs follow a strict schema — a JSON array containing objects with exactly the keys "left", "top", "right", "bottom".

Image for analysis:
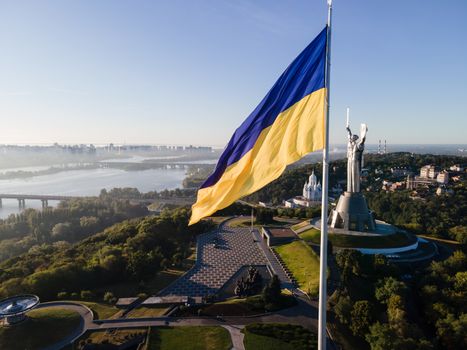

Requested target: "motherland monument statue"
[
  {"left": 328, "top": 109, "right": 376, "bottom": 232},
  {"left": 346, "top": 116, "right": 367, "bottom": 193}
]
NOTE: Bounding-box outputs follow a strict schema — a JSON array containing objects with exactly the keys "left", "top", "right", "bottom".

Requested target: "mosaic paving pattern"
[{"left": 159, "top": 225, "right": 270, "bottom": 297}]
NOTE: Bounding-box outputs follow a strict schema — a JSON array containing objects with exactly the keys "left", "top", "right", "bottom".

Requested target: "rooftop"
[
  {"left": 143, "top": 296, "right": 188, "bottom": 305},
  {"left": 265, "top": 227, "right": 297, "bottom": 239}
]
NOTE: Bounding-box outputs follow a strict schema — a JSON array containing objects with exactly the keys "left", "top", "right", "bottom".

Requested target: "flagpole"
[{"left": 318, "top": 1, "right": 332, "bottom": 350}]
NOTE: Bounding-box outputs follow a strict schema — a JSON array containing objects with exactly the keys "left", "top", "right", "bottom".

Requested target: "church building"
[
  {"left": 284, "top": 170, "right": 322, "bottom": 208},
  {"left": 302, "top": 169, "right": 322, "bottom": 201}
]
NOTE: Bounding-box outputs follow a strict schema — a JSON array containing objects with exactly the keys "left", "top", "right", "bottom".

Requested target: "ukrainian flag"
[{"left": 190, "top": 27, "right": 328, "bottom": 225}]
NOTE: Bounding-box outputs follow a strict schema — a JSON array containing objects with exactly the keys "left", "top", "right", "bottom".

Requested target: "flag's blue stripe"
[{"left": 201, "top": 27, "right": 327, "bottom": 189}]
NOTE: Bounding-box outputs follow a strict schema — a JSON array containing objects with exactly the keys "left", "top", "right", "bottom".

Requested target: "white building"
[
  {"left": 450, "top": 164, "right": 464, "bottom": 172},
  {"left": 437, "top": 170, "right": 449, "bottom": 184},
  {"left": 420, "top": 165, "right": 437, "bottom": 179},
  {"left": 284, "top": 170, "right": 322, "bottom": 208},
  {"left": 302, "top": 170, "right": 322, "bottom": 201}
]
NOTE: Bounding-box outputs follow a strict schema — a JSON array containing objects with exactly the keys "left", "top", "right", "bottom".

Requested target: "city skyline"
[{"left": 1, "top": 0, "right": 466, "bottom": 146}]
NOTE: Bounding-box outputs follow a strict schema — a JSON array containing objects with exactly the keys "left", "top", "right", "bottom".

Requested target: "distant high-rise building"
[
  {"left": 437, "top": 170, "right": 449, "bottom": 184},
  {"left": 420, "top": 165, "right": 437, "bottom": 179}
]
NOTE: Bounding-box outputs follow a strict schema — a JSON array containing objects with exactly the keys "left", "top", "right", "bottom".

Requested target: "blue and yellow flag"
[{"left": 189, "top": 27, "right": 327, "bottom": 225}]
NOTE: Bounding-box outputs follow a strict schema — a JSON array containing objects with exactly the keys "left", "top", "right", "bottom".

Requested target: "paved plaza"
[{"left": 159, "top": 221, "right": 289, "bottom": 297}]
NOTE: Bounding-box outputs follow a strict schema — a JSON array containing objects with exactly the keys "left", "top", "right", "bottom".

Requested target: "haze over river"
[{"left": 0, "top": 167, "right": 187, "bottom": 219}]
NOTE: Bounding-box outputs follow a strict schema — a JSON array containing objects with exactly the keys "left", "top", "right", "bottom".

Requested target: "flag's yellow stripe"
[{"left": 189, "top": 87, "right": 326, "bottom": 225}]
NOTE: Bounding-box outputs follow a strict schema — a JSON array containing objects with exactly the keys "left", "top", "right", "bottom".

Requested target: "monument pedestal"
[{"left": 329, "top": 192, "right": 376, "bottom": 232}]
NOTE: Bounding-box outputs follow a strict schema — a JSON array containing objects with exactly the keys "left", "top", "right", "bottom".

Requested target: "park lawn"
[
  {"left": 229, "top": 217, "right": 258, "bottom": 228},
  {"left": 299, "top": 227, "right": 321, "bottom": 242},
  {"left": 229, "top": 217, "right": 290, "bottom": 228},
  {"left": 0, "top": 307, "right": 80, "bottom": 350},
  {"left": 200, "top": 296, "right": 263, "bottom": 316},
  {"left": 243, "top": 332, "right": 296, "bottom": 350},
  {"left": 243, "top": 323, "right": 317, "bottom": 350},
  {"left": 300, "top": 228, "right": 416, "bottom": 248},
  {"left": 76, "top": 328, "right": 147, "bottom": 347},
  {"left": 206, "top": 216, "right": 230, "bottom": 225},
  {"left": 147, "top": 326, "right": 232, "bottom": 350},
  {"left": 199, "top": 293, "right": 296, "bottom": 317},
  {"left": 127, "top": 305, "right": 168, "bottom": 318},
  {"left": 291, "top": 220, "right": 312, "bottom": 232},
  {"left": 274, "top": 240, "right": 320, "bottom": 296},
  {"left": 68, "top": 300, "right": 119, "bottom": 319}
]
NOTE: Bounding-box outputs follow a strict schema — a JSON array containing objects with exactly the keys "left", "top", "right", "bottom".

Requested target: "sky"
[{"left": 0, "top": 0, "right": 466, "bottom": 146}]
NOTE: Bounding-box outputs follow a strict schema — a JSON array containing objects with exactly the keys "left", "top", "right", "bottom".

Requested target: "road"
[{"left": 38, "top": 293, "right": 333, "bottom": 350}]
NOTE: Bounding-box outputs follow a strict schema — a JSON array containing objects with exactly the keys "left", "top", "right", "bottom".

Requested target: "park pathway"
[
  {"left": 222, "top": 325, "right": 245, "bottom": 350},
  {"left": 251, "top": 228, "right": 295, "bottom": 288}
]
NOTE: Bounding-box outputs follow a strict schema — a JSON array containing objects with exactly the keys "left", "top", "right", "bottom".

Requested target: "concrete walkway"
[
  {"left": 39, "top": 296, "right": 336, "bottom": 349},
  {"left": 222, "top": 325, "right": 245, "bottom": 350},
  {"left": 251, "top": 228, "right": 295, "bottom": 289}
]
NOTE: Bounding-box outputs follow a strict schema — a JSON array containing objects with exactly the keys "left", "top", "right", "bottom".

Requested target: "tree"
[
  {"left": 387, "top": 294, "right": 409, "bottom": 337},
  {"left": 365, "top": 322, "right": 397, "bottom": 350},
  {"left": 51, "top": 222, "right": 73, "bottom": 241},
  {"left": 256, "top": 208, "right": 274, "bottom": 224},
  {"left": 262, "top": 275, "right": 281, "bottom": 308},
  {"left": 350, "top": 300, "right": 373, "bottom": 337},
  {"left": 336, "top": 249, "right": 363, "bottom": 283},
  {"left": 375, "top": 277, "right": 406, "bottom": 304},
  {"left": 448, "top": 226, "right": 467, "bottom": 244},
  {"left": 79, "top": 216, "right": 100, "bottom": 230},
  {"left": 436, "top": 313, "right": 467, "bottom": 350},
  {"left": 454, "top": 271, "right": 467, "bottom": 291},
  {"left": 127, "top": 251, "right": 152, "bottom": 280},
  {"left": 334, "top": 294, "right": 352, "bottom": 325}
]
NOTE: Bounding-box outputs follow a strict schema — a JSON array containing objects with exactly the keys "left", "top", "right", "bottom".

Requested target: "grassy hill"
[{"left": 0, "top": 307, "right": 80, "bottom": 350}]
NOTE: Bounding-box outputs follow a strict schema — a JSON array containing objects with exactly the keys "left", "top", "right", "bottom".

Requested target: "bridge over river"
[
  {"left": 0, "top": 194, "right": 79, "bottom": 208},
  {"left": 0, "top": 194, "right": 196, "bottom": 209}
]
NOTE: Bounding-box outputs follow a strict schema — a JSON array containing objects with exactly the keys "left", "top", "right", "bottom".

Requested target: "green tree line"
[{"left": 0, "top": 208, "right": 212, "bottom": 300}]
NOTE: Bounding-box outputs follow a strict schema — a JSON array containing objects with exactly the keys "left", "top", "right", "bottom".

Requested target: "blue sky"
[{"left": 0, "top": 0, "right": 466, "bottom": 146}]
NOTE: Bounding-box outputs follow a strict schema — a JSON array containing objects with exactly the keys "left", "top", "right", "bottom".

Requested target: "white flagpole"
[{"left": 318, "top": 1, "right": 332, "bottom": 350}]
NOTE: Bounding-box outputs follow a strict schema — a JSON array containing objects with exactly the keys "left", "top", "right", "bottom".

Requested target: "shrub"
[
  {"left": 80, "top": 290, "right": 94, "bottom": 300},
  {"left": 57, "top": 291, "right": 68, "bottom": 299},
  {"left": 103, "top": 291, "right": 116, "bottom": 304},
  {"left": 137, "top": 292, "right": 148, "bottom": 300}
]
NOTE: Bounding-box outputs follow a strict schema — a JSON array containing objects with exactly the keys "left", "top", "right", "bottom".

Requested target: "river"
[{"left": 0, "top": 167, "right": 187, "bottom": 219}]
